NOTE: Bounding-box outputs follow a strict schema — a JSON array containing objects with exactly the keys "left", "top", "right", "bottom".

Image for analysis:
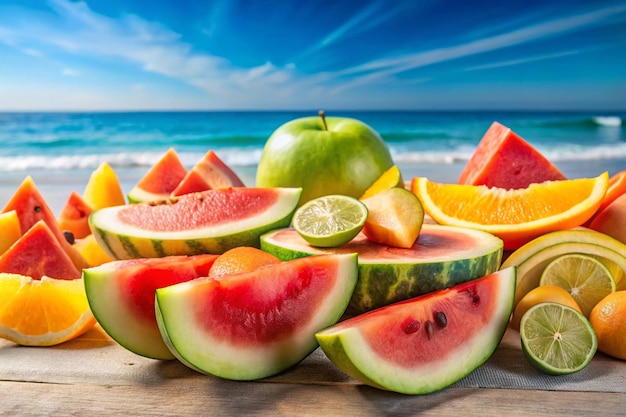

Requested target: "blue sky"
[{"left": 0, "top": 0, "right": 625, "bottom": 111}]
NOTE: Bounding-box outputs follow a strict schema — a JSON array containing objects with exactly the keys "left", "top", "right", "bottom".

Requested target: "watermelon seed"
[
  {"left": 425, "top": 320, "right": 434, "bottom": 340},
  {"left": 34, "top": 205, "right": 41, "bottom": 213},
  {"left": 403, "top": 319, "right": 421, "bottom": 334},
  {"left": 434, "top": 311, "right": 447, "bottom": 328},
  {"left": 466, "top": 287, "right": 481, "bottom": 305},
  {"left": 63, "top": 230, "right": 75, "bottom": 245}
]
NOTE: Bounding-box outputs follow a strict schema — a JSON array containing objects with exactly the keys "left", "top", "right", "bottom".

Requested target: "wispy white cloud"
[
  {"left": 61, "top": 67, "right": 80, "bottom": 76},
  {"left": 331, "top": 4, "right": 626, "bottom": 93},
  {"left": 0, "top": 0, "right": 300, "bottom": 107}
]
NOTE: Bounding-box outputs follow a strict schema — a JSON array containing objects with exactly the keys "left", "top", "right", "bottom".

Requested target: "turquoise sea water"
[{"left": 0, "top": 110, "right": 624, "bottom": 211}]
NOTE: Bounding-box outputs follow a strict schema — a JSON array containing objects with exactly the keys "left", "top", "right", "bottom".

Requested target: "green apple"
[{"left": 256, "top": 111, "right": 394, "bottom": 205}]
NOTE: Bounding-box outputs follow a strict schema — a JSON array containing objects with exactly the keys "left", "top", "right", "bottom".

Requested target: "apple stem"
[{"left": 318, "top": 110, "right": 328, "bottom": 131}]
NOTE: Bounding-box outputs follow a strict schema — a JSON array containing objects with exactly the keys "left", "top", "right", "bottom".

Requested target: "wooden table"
[{"left": 1, "top": 325, "right": 624, "bottom": 416}]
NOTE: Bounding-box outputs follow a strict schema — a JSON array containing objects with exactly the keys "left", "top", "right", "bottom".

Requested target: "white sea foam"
[{"left": 592, "top": 116, "right": 622, "bottom": 127}]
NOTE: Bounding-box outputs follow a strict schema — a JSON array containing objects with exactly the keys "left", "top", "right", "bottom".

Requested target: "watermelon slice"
[
  {"left": 260, "top": 225, "right": 503, "bottom": 313},
  {"left": 171, "top": 150, "right": 245, "bottom": 196},
  {"left": 0, "top": 220, "right": 82, "bottom": 280},
  {"left": 127, "top": 148, "right": 188, "bottom": 203},
  {"left": 155, "top": 253, "right": 358, "bottom": 380},
  {"left": 458, "top": 122, "right": 567, "bottom": 189},
  {"left": 90, "top": 187, "right": 302, "bottom": 259},
  {"left": 2, "top": 176, "right": 89, "bottom": 270},
  {"left": 83, "top": 254, "right": 219, "bottom": 359},
  {"left": 58, "top": 191, "right": 94, "bottom": 240},
  {"left": 170, "top": 169, "right": 212, "bottom": 196},
  {"left": 316, "top": 267, "right": 516, "bottom": 394}
]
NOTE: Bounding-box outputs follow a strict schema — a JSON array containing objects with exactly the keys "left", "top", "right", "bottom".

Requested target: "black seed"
[
  {"left": 403, "top": 319, "right": 421, "bottom": 334},
  {"left": 467, "top": 287, "right": 481, "bottom": 305},
  {"left": 63, "top": 230, "right": 75, "bottom": 245},
  {"left": 434, "top": 311, "right": 447, "bottom": 328},
  {"left": 425, "top": 320, "right": 434, "bottom": 340},
  {"left": 34, "top": 205, "right": 41, "bottom": 213}
]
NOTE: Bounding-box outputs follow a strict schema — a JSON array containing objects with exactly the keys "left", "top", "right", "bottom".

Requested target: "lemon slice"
[
  {"left": 539, "top": 253, "right": 616, "bottom": 317},
  {"left": 292, "top": 195, "right": 368, "bottom": 248},
  {"left": 520, "top": 302, "right": 597, "bottom": 375}
]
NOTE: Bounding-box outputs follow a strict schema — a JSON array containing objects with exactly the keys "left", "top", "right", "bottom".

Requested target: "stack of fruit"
[{"left": 0, "top": 113, "right": 625, "bottom": 396}]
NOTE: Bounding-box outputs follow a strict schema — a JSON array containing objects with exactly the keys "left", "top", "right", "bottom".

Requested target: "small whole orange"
[
  {"left": 208, "top": 246, "right": 280, "bottom": 278},
  {"left": 589, "top": 290, "right": 626, "bottom": 360}
]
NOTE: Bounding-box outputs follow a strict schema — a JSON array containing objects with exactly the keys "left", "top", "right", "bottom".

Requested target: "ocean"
[{"left": 1, "top": 110, "right": 624, "bottom": 212}]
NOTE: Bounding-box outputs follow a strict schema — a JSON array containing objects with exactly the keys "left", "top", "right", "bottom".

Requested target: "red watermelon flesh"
[
  {"left": 118, "top": 187, "right": 279, "bottom": 232},
  {"left": 0, "top": 220, "right": 82, "bottom": 280},
  {"left": 83, "top": 254, "right": 219, "bottom": 360},
  {"left": 136, "top": 148, "right": 187, "bottom": 195},
  {"left": 58, "top": 191, "right": 94, "bottom": 239},
  {"left": 458, "top": 122, "right": 567, "bottom": 189},
  {"left": 2, "top": 176, "right": 88, "bottom": 270},
  {"left": 171, "top": 169, "right": 212, "bottom": 196},
  {"left": 155, "top": 253, "right": 358, "bottom": 380},
  {"left": 172, "top": 150, "right": 245, "bottom": 197},
  {"left": 316, "top": 267, "right": 516, "bottom": 394}
]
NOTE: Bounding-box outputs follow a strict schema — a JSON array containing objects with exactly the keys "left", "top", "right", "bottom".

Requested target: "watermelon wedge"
[
  {"left": 458, "top": 122, "right": 566, "bottom": 189},
  {"left": 172, "top": 150, "right": 245, "bottom": 196},
  {"left": 90, "top": 187, "right": 302, "bottom": 259},
  {"left": 127, "top": 148, "right": 188, "bottom": 203},
  {"left": 316, "top": 267, "right": 516, "bottom": 395},
  {"left": 58, "top": 191, "right": 94, "bottom": 240},
  {"left": 83, "top": 254, "right": 219, "bottom": 359},
  {"left": 260, "top": 225, "right": 503, "bottom": 313},
  {"left": 155, "top": 253, "right": 358, "bottom": 380},
  {"left": 0, "top": 220, "right": 82, "bottom": 280},
  {"left": 2, "top": 176, "right": 88, "bottom": 270}
]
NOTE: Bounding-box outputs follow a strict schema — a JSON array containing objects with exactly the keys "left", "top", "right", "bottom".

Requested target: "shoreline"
[{"left": 1, "top": 158, "right": 624, "bottom": 216}]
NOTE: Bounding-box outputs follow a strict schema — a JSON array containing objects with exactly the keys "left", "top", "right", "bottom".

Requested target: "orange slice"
[
  {"left": 411, "top": 173, "right": 609, "bottom": 250},
  {"left": 359, "top": 165, "right": 404, "bottom": 200},
  {"left": 0, "top": 273, "right": 96, "bottom": 346}
]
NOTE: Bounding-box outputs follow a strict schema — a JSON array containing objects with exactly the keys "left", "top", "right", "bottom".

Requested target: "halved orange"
[
  {"left": 411, "top": 173, "right": 609, "bottom": 250},
  {"left": 0, "top": 273, "right": 96, "bottom": 346}
]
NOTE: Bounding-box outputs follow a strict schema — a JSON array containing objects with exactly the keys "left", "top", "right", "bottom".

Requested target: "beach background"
[{"left": 0, "top": 110, "right": 624, "bottom": 214}]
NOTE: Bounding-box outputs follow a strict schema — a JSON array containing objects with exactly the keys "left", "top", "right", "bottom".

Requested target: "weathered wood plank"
[
  {"left": 2, "top": 380, "right": 624, "bottom": 416},
  {"left": 1, "top": 325, "right": 625, "bottom": 415}
]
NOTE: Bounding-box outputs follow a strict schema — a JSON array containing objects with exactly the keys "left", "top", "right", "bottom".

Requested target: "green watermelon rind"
[
  {"left": 90, "top": 188, "right": 302, "bottom": 259},
  {"left": 83, "top": 261, "right": 175, "bottom": 360},
  {"left": 315, "top": 267, "right": 517, "bottom": 395},
  {"left": 260, "top": 224, "right": 504, "bottom": 313},
  {"left": 154, "top": 253, "right": 359, "bottom": 381}
]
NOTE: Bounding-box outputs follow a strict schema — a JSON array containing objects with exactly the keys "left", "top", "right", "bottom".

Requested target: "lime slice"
[
  {"left": 520, "top": 302, "right": 597, "bottom": 375},
  {"left": 539, "top": 253, "right": 616, "bottom": 317},
  {"left": 292, "top": 195, "right": 368, "bottom": 248}
]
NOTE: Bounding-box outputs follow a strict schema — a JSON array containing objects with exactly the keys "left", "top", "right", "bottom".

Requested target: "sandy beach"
[{"left": 1, "top": 157, "right": 625, "bottom": 216}]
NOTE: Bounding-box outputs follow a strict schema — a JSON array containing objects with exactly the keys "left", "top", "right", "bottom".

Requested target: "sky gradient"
[{"left": 0, "top": 0, "right": 625, "bottom": 111}]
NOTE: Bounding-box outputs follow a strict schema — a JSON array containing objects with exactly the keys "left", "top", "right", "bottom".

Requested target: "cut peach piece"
[{"left": 589, "top": 192, "right": 626, "bottom": 245}]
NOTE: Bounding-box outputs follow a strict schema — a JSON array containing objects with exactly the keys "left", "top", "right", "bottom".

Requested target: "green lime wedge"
[
  {"left": 520, "top": 302, "right": 597, "bottom": 375},
  {"left": 539, "top": 253, "right": 616, "bottom": 317},
  {"left": 292, "top": 195, "right": 368, "bottom": 248}
]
